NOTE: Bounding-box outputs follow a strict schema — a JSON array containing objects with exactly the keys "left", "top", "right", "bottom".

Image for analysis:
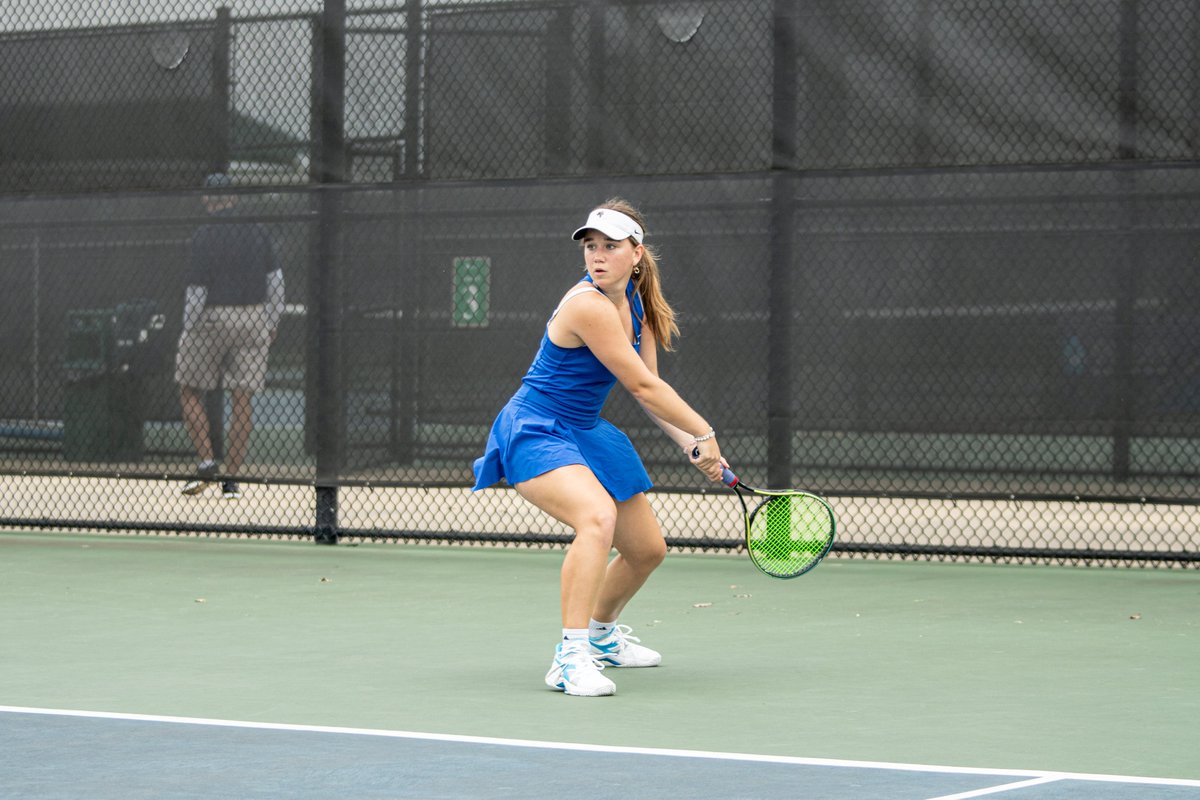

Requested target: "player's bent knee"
[
  {"left": 573, "top": 509, "right": 618, "bottom": 548},
  {"left": 635, "top": 538, "right": 668, "bottom": 570},
  {"left": 615, "top": 534, "right": 666, "bottom": 574},
  {"left": 650, "top": 537, "right": 668, "bottom": 564}
]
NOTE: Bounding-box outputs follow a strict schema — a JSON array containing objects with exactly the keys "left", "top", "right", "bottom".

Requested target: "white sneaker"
[
  {"left": 181, "top": 463, "right": 218, "bottom": 496},
  {"left": 590, "top": 624, "right": 662, "bottom": 668},
  {"left": 545, "top": 640, "right": 616, "bottom": 696}
]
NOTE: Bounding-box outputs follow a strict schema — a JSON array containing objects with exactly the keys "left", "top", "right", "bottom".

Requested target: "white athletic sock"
[
  {"left": 199, "top": 459, "right": 217, "bottom": 471},
  {"left": 562, "top": 628, "right": 588, "bottom": 643},
  {"left": 589, "top": 619, "right": 617, "bottom": 640}
]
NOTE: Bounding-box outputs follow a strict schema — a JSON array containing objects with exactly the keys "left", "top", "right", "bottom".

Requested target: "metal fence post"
[
  {"left": 392, "top": 1, "right": 424, "bottom": 463},
  {"left": 201, "top": 6, "right": 234, "bottom": 466},
  {"left": 311, "top": 0, "right": 347, "bottom": 544},
  {"left": 389, "top": 186, "right": 417, "bottom": 466},
  {"left": 766, "top": 0, "right": 797, "bottom": 489},
  {"left": 1112, "top": 0, "right": 1140, "bottom": 481},
  {"left": 403, "top": 0, "right": 422, "bottom": 179},
  {"left": 212, "top": 7, "right": 232, "bottom": 172}
]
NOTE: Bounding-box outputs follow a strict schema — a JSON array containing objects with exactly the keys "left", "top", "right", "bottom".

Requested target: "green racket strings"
[{"left": 747, "top": 495, "right": 831, "bottom": 576}]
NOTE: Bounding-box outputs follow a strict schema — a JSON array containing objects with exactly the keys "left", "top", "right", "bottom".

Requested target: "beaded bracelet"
[{"left": 691, "top": 428, "right": 716, "bottom": 444}]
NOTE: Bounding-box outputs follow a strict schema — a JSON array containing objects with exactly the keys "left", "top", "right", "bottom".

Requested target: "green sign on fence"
[{"left": 452, "top": 257, "right": 491, "bottom": 327}]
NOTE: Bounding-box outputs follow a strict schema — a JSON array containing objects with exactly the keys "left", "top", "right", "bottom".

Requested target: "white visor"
[{"left": 571, "top": 208, "right": 644, "bottom": 243}]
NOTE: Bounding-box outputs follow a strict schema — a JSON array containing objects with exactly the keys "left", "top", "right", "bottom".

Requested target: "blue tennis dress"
[{"left": 472, "top": 278, "right": 653, "bottom": 502}]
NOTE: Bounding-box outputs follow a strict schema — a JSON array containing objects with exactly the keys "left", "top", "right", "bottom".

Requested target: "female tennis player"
[{"left": 472, "top": 198, "right": 724, "bottom": 697}]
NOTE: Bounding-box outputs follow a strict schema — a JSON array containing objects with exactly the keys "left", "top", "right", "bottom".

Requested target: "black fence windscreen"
[{"left": 1, "top": 0, "right": 1197, "bottom": 564}]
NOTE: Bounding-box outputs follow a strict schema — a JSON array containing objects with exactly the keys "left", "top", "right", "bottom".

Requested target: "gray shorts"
[{"left": 174, "top": 305, "right": 271, "bottom": 392}]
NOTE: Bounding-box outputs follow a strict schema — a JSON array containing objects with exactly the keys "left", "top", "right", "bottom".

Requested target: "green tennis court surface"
[{"left": 2, "top": 532, "right": 1198, "bottom": 798}]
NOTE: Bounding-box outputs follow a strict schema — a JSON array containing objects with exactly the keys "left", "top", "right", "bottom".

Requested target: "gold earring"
[{"left": 633, "top": 266, "right": 641, "bottom": 275}]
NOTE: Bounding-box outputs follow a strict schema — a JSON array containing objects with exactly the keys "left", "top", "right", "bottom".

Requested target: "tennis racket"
[{"left": 716, "top": 463, "right": 836, "bottom": 579}]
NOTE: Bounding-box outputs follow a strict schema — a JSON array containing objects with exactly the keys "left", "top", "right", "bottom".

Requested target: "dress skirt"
[{"left": 472, "top": 385, "right": 652, "bottom": 502}]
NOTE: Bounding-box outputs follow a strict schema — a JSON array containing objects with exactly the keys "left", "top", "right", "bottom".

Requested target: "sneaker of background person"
[
  {"left": 590, "top": 624, "right": 662, "bottom": 668},
  {"left": 544, "top": 639, "right": 616, "bottom": 696},
  {"left": 221, "top": 480, "right": 242, "bottom": 500},
  {"left": 181, "top": 462, "right": 218, "bottom": 496}
]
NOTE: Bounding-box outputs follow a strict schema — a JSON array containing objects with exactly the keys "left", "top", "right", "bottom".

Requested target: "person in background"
[
  {"left": 174, "top": 172, "right": 284, "bottom": 499},
  {"left": 472, "top": 198, "right": 723, "bottom": 696}
]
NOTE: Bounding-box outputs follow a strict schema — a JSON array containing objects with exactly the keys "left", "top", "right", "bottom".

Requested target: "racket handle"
[{"left": 692, "top": 447, "right": 739, "bottom": 487}]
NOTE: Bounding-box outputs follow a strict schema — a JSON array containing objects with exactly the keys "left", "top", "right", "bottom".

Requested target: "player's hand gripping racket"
[{"left": 705, "top": 456, "right": 836, "bottom": 578}]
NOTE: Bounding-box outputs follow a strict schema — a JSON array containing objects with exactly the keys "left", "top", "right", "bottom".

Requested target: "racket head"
[{"left": 745, "top": 492, "right": 836, "bottom": 578}]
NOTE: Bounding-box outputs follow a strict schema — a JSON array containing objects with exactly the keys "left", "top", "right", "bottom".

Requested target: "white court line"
[
  {"left": 925, "top": 776, "right": 1064, "bottom": 799},
  {"left": 3, "top": 705, "right": 1199, "bottom": 790}
]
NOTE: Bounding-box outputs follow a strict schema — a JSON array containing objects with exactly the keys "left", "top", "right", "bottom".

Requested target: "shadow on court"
[{"left": 2, "top": 532, "right": 1198, "bottom": 798}]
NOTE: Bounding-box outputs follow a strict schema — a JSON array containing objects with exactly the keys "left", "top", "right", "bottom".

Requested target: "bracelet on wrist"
[{"left": 691, "top": 428, "right": 715, "bottom": 444}]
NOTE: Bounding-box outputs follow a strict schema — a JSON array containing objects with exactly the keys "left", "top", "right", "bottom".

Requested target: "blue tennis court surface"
[{"left": 3, "top": 707, "right": 1198, "bottom": 799}]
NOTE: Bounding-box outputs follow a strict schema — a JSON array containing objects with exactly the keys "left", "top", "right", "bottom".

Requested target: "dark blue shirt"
[{"left": 187, "top": 209, "right": 279, "bottom": 306}]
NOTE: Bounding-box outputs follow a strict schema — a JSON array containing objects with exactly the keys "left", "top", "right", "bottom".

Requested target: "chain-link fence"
[{"left": 1, "top": 0, "right": 1197, "bottom": 564}]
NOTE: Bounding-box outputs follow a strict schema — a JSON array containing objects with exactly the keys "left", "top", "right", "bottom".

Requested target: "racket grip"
[{"left": 692, "top": 447, "right": 738, "bottom": 486}]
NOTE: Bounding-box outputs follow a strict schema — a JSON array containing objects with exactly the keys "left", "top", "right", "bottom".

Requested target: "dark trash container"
[{"left": 62, "top": 301, "right": 165, "bottom": 462}]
